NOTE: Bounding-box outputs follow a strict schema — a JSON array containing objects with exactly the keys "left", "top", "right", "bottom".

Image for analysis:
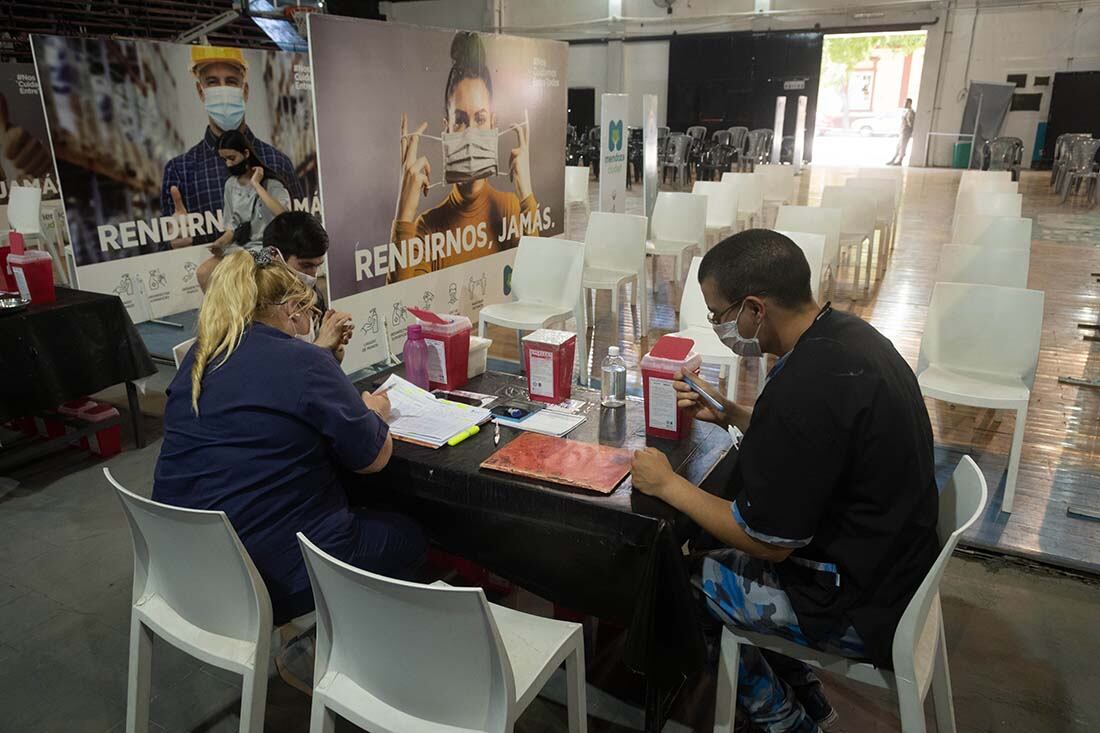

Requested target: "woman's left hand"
[
  {"left": 509, "top": 110, "right": 533, "bottom": 201},
  {"left": 250, "top": 166, "right": 265, "bottom": 187}
]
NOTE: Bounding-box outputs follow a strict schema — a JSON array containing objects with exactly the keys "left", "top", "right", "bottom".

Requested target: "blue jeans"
[
  {"left": 276, "top": 510, "right": 426, "bottom": 624},
  {"left": 697, "top": 548, "right": 866, "bottom": 733}
]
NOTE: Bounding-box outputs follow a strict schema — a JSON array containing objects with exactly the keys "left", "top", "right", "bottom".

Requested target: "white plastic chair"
[
  {"left": 846, "top": 177, "right": 898, "bottom": 254},
  {"left": 564, "top": 166, "right": 591, "bottom": 230},
  {"left": 857, "top": 167, "right": 902, "bottom": 210},
  {"left": 959, "top": 169, "right": 1011, "bottom": 189},
  {"left": 721, "top": 171, "right": 765, "bottom": 230},
  {"left": 822, "top": 186, "right": 878, "bottom": 294},
  {"left": 582, "top": 212, "right": 649, "bottom": 335},
  {"left": 775, "top": 206, "right": 842, "bottom": 292},
  {"left": 668, "top": 256, "right": 748, "bottom": 402},
  {"left": 714, "top": 455, "right": 988, "bottom": 733},
  {"left": 108, "top": 468, "right": 275, "bottom": 733},
  {"left": 172, "top": 337, "right": 197, "bottom": 369},
  {"left": 935, "top": 244, "right": 1029, "bottom": 289},
  {"left": 776, "top": 230, "right": 827, "bottom": 302},
  {"left": 692, "top": 180, "right": 740, "bottom": 250},
  {"left": 917, "top": 283, "right": 1044, "bottom": 513},
  {"left": 646, "top": 191, "right": 707, "bottom": 288},
  {"left": 956, "top": 178, "right": 1018, "bottom": 201},
  {"left": 480, "top": 237, "right": 588, "bottom": 379},
  {"left": 755, "top": 164, "right": 796, "bottom": 211},
  {"left": 297, "top": 532, "right": 588, "bottom": 733},
  {"left": 952, "top": 192, "right": 1021, "bottom": 235},
  {"left": 951, "top": 214, "right": 1031, "bottom": 251}
]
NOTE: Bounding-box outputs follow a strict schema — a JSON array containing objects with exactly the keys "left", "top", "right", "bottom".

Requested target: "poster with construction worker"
[
  {"left": 31, "top": 37, "right": 318, "bottom": 321},
  {"left": 0, "top": 62, "right": 71, "bottom": 285}
]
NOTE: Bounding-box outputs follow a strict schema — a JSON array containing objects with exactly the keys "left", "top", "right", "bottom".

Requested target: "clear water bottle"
[
  {"left": 404, "top": 324, "right": 431, "bottom": 389},
  {"left": 600, "top": 346, "right": 628, "bottom": 408}
]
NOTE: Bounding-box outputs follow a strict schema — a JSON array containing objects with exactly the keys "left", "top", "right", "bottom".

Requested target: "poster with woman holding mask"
[{"left": 308, "top": 17, "right": 567, "bottom": 300}]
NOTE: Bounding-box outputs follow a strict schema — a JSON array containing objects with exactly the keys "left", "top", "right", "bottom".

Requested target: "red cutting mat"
[{"left": 480, "top": 432, "right": 632, "bottom": 494}]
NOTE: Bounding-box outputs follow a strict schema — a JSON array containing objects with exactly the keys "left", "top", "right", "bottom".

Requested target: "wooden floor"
[{"left": 483, "top": 165, "right": 1100, "bottom": 575}]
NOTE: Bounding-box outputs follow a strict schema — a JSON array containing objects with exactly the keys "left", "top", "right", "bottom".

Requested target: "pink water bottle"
[{"left": 403, "top": 324, "right": 431, "bottom": 389}]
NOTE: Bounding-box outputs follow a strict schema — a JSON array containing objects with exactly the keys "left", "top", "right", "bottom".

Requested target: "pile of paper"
[{"left": 379, "top": 374, "right": 490, "bottom": 448}]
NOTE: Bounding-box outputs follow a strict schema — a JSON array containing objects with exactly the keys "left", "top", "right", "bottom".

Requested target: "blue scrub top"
[{"left": 153, "top": 322, "right": 389, "bottom": 609}]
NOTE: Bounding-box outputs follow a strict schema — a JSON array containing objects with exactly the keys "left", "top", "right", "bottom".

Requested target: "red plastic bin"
[
  {"left": 522, "top": 329, "right": 576, "bottom": 404},
  {"left": 8, "top": 250, "right": 55, "bottom": 304},
  {"left": 641, "top": 335, "right": 702, "bottom": 441},
  {"left": 409, "top": 308, "right": 472, "bottom": 391}
]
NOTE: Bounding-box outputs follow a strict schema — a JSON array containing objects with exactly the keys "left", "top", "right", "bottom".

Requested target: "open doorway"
[{"left": 813, "top": 31, "right": 927, "bottom": 166}]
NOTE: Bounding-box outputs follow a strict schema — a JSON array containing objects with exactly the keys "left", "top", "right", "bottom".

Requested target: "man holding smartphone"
[{"left": 631, "top": 229, "right": 938, "bottom": 733}]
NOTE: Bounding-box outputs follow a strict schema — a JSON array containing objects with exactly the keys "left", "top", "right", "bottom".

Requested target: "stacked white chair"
[
  {"left": 721, "top": 171, "right": 765, "bottom": 230},
  {"left": 822, "top": 186, "right": 878, "bottom": 294},
  {"left": 107, "top": 468, "right": 314, "bottom": 733},
  {"left": 952, "top": 214, "right": 1032, "bottom": 251},
  {"left": 564, "top": 166, "right": 591, "bottom": 231},
  {"left": 692, "top": 180, "right": 740, "bottom": 250},
  {"left": 775, "top": 205, "right": 842, "bottom": 294},
  {"left": 582, "top": 211, "right": 650, "bottom": 335},
  {"left": 479, "top": 237, "right": 588, "bottom": 379},
  {"left": 935, "top": 245, "right": 1029, "bottom": 289},
  {"left": 776, "top": 230, "right": 828, "bottom": 302},
  {"left": 297, "top": 533, "right": 588, "bottom": 733},
  {"left": 916, "top": 283, "right": 1044, "bottom": 513},
  {"left": 668, "top": 256, "right": 748, "bottom": 401},
  {"left": 952, "top": 192, "right": 1022, "bottom": 239},
  {"left": 714, "top": 456, "right": 988, "bottom": 733},
  {"left": 845, "top": 177, "right": 898, "bottom": 256},
  {"left": 756, "top": 164, "right": 796, "bottom": 214},
  {"left": 646, "top": 191, "right": 707, "bottom": 289}
]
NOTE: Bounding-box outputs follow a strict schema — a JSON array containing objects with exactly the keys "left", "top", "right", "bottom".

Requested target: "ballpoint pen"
[{"left": 494, "top": 421, "right": 500, "bottom": 446}]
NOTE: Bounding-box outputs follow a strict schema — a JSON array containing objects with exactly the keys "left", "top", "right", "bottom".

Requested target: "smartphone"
[{"left": 682, "top": 372, "right": 725, "bottom": 414}]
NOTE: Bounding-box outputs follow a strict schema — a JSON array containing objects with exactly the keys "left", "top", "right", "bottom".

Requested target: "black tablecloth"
[
  {"left": 351, "top": 370, "right": 735, "bottom": 689},
  {"left": 0, "top": 287, "right": 156, "bottom": 422}
]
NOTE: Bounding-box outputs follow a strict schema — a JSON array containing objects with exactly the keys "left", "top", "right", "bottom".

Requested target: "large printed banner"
[
  {"left": 0, "top": 62, "right": 71, "bottom": 285},
  {"left": 32, "top": 36, "right": 318, "bottom": 321},
  {"left": 308, "top": 15, "right": 567, "bottom": 372}
]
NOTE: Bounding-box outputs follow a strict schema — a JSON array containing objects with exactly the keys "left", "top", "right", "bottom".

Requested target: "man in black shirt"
[{"left": 632, "top": 229, "right": 939, "bottom": 733}]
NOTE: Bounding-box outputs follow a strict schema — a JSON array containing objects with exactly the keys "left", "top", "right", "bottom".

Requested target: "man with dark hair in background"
[
  {"left": 888, "top": 98, "right": 916, "bottom": 166},
  {"left": 263, "top": 211, "right": 350, "bottom": 361},
  {"left": 631, "top": 229, "right": 939, "bottom": 732}
]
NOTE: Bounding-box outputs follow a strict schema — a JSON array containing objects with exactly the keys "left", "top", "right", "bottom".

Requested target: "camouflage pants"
[{"left": 696, "top": 548, "right": 866, "bottom": 733}]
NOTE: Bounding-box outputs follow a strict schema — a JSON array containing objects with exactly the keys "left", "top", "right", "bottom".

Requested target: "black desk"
[
  {"left": 352, "top": 370, "right": 734, "bottom": 730},
  {"left": 0, "top": 287, "right": 155, "bottom": 462}
]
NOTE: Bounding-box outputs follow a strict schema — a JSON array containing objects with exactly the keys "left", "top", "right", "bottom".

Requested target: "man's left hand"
[
  {"left": 314, "top": 309, "right": 353, "bottom": 354},
  {"left": 631, "top": 447, "right": 676, "bottom": 500}
]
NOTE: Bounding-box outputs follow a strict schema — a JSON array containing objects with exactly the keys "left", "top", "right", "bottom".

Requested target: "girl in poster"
[{"left": 389, "top": 31, "right": 540, "bottom": 283}]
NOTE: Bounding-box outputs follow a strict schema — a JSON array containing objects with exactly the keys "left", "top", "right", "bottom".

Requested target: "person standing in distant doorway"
[{"left": 888, "top": 98, "right": 915, "bottom": 166}]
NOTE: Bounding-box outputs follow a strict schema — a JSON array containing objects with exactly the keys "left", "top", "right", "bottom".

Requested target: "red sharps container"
[
  {"left": 641, "top": 335, "right": 702, "bottom": 440},
  {"left": 522, "top": 329, "right": 577, "bottom": 404},
  {"left": 409, "top": 308, "right": 473, "bottom": 390}
]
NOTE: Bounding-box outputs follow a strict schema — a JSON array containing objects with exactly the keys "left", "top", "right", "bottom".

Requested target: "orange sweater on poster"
[{"left": 389, "top": 183, "right": 539, "bottom": 283}]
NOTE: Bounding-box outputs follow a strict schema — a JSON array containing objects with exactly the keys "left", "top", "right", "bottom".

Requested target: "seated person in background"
[
  {"left": 154, "top": 247, "right": 425, "bottom": 631},
  {"left": 631, "top": 230, "right": 939, "bottom": 733},
  {"left": 263, "top": 211, "right": 330, "bottom": 312}
]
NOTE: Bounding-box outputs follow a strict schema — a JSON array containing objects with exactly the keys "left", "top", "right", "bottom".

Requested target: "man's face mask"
[
  {"left": 714, "top": 301, "right": 763, "bottom": 358},
  {"left": 405, "top": 118, "right": 528, "bottom": 187},
  {"left": 204, "top": 86, "right": 245, "bottom": 132}
]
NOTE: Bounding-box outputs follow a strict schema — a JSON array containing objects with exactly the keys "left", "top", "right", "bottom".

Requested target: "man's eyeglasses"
[{"left": 707, "top": 292, "right": 764, "bottom": 326}]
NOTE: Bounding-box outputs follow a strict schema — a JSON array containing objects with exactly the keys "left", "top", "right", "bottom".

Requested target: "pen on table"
[
  {"left": 494, "top": 421, "right": 500, "bottom": 446},
  {"left": 447, "top": 425, "right": 480, "bottom": 447}
]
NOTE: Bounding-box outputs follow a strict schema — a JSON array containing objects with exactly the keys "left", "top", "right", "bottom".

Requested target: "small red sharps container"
[
  {"left": 8, "top": 246, "right": 56, "bottom": 304},
  {"left": 408, "top": 308, "right": 472, "bottom": 390},
  {"left": 641, "top": 335, "right": 702, "bottom": 440},
  {"left": 522, "top": 329, "right": 577, "bottom": 404}
]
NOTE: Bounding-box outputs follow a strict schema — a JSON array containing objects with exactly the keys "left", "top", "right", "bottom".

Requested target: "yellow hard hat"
[{"left": 190, "top": 46, "right": 248, "bottom": 76}]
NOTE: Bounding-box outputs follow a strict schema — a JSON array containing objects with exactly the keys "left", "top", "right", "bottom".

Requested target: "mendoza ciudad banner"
[
  {"left": 309, "top": 15, "right": 567, "bottom": 371},
  {"left": 33, "top": 36, "right": 318, "bottom": 321}
]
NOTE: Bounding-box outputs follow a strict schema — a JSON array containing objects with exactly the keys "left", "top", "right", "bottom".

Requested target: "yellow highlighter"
[{"left": 447, "top": 425, "right": 480, "bottom": 447}]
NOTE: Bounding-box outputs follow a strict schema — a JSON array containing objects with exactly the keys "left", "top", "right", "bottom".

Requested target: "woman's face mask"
[
  {"left": 204, "top": 86, "right": 245, "bottom": 132},
  {"left": 224, "top": 153, "right": 249, "bottom": 177},
  {"left": 405, "top": 119, "right": 528, "bottom": 187},
  {"left": 714, "top": 301, "right": 764, "bottom": 358}
]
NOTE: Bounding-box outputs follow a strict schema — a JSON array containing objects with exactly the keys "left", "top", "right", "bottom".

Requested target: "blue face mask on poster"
[{"left": 204, "top": 86, "right": 245, "bottom": 132}]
